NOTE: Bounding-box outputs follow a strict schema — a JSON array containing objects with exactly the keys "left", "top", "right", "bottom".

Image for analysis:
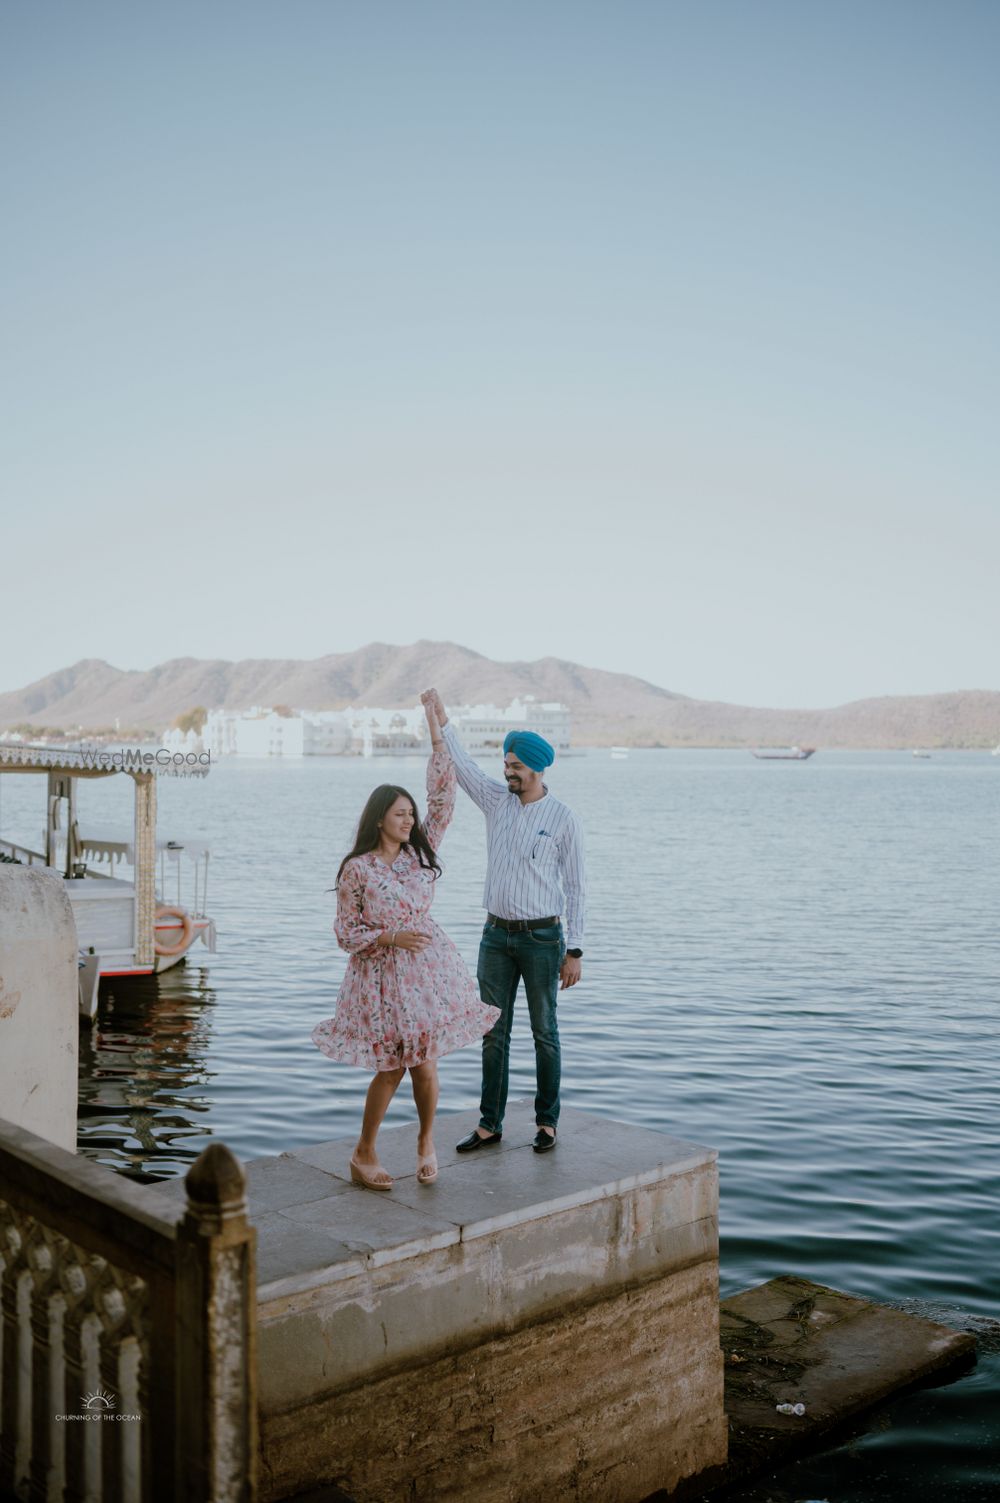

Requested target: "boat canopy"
[{"left": 0, "top": 745, "right": 118, "bottom": 778}]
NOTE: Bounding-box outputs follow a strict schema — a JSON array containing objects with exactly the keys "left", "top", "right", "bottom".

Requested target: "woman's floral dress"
[{"left": 311, "top": 749, "right": 501, "bottom": 1071}]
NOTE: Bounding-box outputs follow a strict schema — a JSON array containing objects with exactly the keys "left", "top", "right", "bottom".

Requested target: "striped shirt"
[{"left": 442, "top": 721, "right": 586, "bottom": 949}]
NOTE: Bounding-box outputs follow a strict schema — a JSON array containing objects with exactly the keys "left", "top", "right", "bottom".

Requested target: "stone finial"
[{"left": 184, "top": 1142, "right": 247, "bottom": 1218}]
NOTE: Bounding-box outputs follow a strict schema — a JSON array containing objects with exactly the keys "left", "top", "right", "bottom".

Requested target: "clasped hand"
[{"left": 420, "top": 688, "right": 447, "bottom": 725}]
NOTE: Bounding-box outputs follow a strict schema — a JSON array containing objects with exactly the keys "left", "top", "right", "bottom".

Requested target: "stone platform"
[
  {"left": 695, "top": 1273, "right": 977, "bottom": 1497},
  {"left": 150, "top": 1099, "right": 725, "bottom": 1502}
]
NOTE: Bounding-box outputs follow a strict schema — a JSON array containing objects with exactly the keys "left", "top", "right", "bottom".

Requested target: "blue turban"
[{"left": 503, "top": 730, "right": 555, "bottom": 770}]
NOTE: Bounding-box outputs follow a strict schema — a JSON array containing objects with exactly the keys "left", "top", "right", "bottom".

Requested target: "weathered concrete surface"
[
  {"left": 0, "top": 865, "right": 78, "bottom": 1151},
  {"left": 265, "top": 1260, "right": 722, "bottom": 1503},
  {"left": 646, "top": 1274, "right": 978, "bottom": 1499},
  {"left": 164, "top": 1099, "right": 725, "bottom": 1503}
]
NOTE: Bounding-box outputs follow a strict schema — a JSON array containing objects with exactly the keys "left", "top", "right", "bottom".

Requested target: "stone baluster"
[
  {"left": 175, "top": 1144, "right": 258, "bottom": 1502},
  {"left": 57, "top": 1248, "right": 102, "bottom": 1503},
  {"left": 120, "top": 1276, "right": 149, "bottom": 1503},
  {"left": 26, "top": 1223, "right": 64, "bottom": 1503},
  {"left": 92, "top": 1258, "right": 128, "bottom": 1501},
  {"left": 92, "top": 1262, "right": 148, "bottom": 1503},
  {"left": 0, "top": 1203, "right": 31, "bottom": 1499}
]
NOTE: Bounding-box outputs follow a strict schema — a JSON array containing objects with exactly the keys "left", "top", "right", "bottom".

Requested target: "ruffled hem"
[{"left": 311, "top": 1005, "right": 501, "bottom": 1072}]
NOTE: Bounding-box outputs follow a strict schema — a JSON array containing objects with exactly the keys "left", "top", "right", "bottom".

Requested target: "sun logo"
[{"left": 82, "top": 1390, "right": 116, "bottom": 1410}]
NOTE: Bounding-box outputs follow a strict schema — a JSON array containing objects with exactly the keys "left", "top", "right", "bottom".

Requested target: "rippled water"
[{"left": 4, "top": 749, "right": 998, "bottom": 1496}]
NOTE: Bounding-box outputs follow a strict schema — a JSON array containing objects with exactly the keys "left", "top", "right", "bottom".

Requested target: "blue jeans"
[{"left": 477, "top": 920, "right": 565, "bottom": 1133}]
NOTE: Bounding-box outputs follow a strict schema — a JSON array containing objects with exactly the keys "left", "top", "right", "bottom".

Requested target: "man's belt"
[{"left": 487, "top": 914, "right": 560, "bottom": 932}]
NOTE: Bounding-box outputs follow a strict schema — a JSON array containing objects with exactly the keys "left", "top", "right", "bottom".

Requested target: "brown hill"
[{"left": 1, "top": 643, "right": 998, "bottom": 748}]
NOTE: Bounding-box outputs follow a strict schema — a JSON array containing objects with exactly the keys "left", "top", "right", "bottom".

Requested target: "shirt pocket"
[{"left": 529, "top": 830, "right": 558, "bottom": 866}]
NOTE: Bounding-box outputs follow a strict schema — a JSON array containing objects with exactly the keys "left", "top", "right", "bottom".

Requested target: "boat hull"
[
  {"left": 65, "top": 879, "right": 216, "bottom": 989},
  {"left": 751, "top": 748, "right": 816, "bottom": 760}
]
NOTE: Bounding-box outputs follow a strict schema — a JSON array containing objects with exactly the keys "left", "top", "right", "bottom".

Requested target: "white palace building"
[{"left": 165, "top": 698, "right": 572, "bottom": 760}]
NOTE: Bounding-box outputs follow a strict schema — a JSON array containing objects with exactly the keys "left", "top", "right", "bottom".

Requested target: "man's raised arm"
[{"left": 422, "top": 689, "right": 505, "bottom": 813}]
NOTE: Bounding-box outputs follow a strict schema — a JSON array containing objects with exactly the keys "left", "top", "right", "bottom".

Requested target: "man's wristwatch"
[{"left": 566, "top": 948, "right": 583, "bottom": 958}]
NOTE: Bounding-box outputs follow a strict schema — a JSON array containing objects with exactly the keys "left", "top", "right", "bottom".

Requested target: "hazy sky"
[{"left": 3, "top": 1, "right": 998, "bottom": 709}]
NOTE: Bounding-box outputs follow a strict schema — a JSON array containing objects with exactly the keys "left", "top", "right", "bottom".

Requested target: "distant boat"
[
  {"left": 912, "top": 750, "right": 931, "bottom": 759},
  {"left": 751, "top": 746, "right": 816, "bottom": 761},
  {"left": 992, "top": 744, "right": 1000, "bottom": 757},
  {"left": 610, "top": 746, "right": 629, "bottom": 760}
]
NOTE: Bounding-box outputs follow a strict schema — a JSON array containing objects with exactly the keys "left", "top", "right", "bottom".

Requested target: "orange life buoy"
[{"left": 154, "top": 905, "right": 194, "bottom": 957}]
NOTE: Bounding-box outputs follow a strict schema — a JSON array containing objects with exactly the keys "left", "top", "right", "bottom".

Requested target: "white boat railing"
[
  {"left": 72, "top": 834, "right": 212, "bottom": 919},
  {"left": 0, "top": 838, "right": 47, "bottom": 866}
]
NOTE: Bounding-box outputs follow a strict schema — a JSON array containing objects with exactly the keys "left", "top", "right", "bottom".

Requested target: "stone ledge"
[
  {"left": 258, "top": 1206, "right": 719, "bottom": 1408},
  {"left": 142, "top": 1101, "right": 717, "bottom": 1304},
  {"left": 268, "top": 1098, "right": 714, "bottom": 1296}
]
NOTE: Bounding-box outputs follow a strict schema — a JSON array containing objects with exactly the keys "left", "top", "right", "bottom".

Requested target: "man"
[{"left": 422, "top": 689, "right": 585, "bottom": 1153}]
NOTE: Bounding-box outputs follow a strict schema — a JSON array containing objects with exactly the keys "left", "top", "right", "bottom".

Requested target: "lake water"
[{"left": 3, "top": 748, "right": 998, "bottom": 1498}]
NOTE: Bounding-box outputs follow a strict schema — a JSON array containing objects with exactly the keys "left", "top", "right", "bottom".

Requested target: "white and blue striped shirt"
[{"left": 442, "top": 721, "right": 586, "bottom": 949}]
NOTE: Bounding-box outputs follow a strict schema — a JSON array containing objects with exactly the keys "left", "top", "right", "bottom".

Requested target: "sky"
[{"left": 2, "top": 0, "right": 998, "bottom": 709}]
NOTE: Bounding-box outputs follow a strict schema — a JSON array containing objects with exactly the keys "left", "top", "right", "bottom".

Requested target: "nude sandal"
[
  {"left": 416, "top": 1150, "right": 438, "bottom": 1185},
  {"left": 350, "top": 1156, "right": 393, "bottom": 1191}
]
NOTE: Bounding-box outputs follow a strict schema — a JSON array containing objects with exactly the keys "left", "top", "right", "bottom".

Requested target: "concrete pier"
[
  {"left": 0, "top": 865, "right": 78, "bottom": 1151},
  {"left": 149, "top": 1099, "right": 726, "bottom": 1502}
]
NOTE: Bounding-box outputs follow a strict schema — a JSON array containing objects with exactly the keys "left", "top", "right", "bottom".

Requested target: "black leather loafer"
[
  {"left": 532, "top": 1129, "right": 557, "bottom": 1153},
  {"left": 456, "top": 1130, "right": 503, "bottom": 1153}
]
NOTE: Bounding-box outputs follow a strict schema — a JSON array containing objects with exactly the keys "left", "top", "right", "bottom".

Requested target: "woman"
[{"left": 311, "top": 696, "right": 500, "bottom": 1190}]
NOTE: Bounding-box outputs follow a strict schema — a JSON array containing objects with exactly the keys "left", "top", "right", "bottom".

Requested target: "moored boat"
[
  {"left": 0, "top": 744, "right": 215, "bottom": 1019},
  {"left": 750, "top": 746, "right": 816, "bottom": 760}
]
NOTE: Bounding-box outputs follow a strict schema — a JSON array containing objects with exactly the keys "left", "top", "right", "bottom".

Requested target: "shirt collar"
[{"left": 510, "top": 787, "right": 549, "bottom": 808}]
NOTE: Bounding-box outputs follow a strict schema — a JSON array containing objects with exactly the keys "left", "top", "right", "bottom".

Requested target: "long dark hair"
[{"left": 336, "top": 784, "right": 442, "bottom": 886}]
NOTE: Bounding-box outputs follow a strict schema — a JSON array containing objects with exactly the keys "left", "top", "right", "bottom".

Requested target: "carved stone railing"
[{"left": 0, "top": 1120, "right": 257, "bottom": 1502}]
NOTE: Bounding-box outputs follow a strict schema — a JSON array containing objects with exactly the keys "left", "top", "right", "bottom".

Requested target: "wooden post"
[
  {"left": 174, "top": 1145, "right": 258, "bottom": 1502},
  {"left": 132, "top": 773, "right": 157, "bottom": 968},
  {"left": 45, "top": 772, "right": 58, "bottom": 869},
  {"left": 64, "top": 777, "right": 79, "bottom": 878}
]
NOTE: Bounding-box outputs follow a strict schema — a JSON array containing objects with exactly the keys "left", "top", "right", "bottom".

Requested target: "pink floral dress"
[{"left": 311, "top": 750, "right": 501, "bottom": 1071}]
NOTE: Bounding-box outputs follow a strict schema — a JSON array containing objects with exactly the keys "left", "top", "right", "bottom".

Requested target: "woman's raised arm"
[
  {"left": 422, "top": 688, "right": 505, "bottom": 813},
  {"left": 422, "top": 694, "right": 456, "bottom": 849}
]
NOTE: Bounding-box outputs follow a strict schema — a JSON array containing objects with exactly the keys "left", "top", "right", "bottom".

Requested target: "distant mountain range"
[{"left": 1, "top": 642, "right": 998, "bottom": 748}]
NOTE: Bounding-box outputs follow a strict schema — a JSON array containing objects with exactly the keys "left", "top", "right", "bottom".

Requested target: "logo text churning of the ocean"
[{"left": 54, "top": 1387, "right": 141, "bottom": 1423}]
